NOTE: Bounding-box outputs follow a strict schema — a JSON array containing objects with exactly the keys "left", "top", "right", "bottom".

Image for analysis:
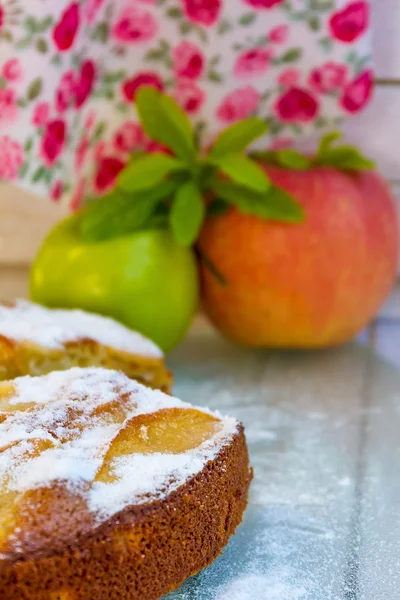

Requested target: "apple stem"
[{"left": 195, "top": 246, "right": 227, "bottom": 287}]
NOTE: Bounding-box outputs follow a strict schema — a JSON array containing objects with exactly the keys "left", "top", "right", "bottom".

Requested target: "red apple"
[{"left": 198, "top": 166, "right": 399, "bottom": 347}]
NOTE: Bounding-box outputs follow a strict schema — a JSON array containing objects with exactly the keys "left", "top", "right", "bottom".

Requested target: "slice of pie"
[
  {"left": 0, "top": 367, "right": 252, "bottom": 600},
  {"left": 0, "top": 300, "right": 172, "bottom": 392}
]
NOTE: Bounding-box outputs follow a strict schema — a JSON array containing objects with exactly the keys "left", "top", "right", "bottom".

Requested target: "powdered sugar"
[
  {"left": 215, "top": 573, "right": 306, "bottom": 600},
  {"left": 90, "top": 453, "right": 206, "bottom": 517},
  {"left": 90, "top": 416, "right": 237, "bottom": 519},
  {"left": 0, "top": 367, "right": 238, "bottom": 528},
  {"left": 0, "top": 300, "right": 162, "bottom": 357}
]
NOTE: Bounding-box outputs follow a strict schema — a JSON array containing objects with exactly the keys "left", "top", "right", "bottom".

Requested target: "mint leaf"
[
  {"left": 144, "top": 202, "right": 169, "bottom": 229},
  {"left": 134, "top": 87, "right": 160, "bottom": 138},
  {"left": 160, "top": 93, "right": 195, "bottom": 154},
  {"left": 252, "top": 133, "right": 375, "bottom": 173},
  {"left": 118, "top": 153, "right": 186, "bottom": 191},
  {"left": 209, "top": 153, "right": 270, "bottom": 192},
  {"left": 80, "top": 180, "right": 177, "bottom": 242},
  {"left": 250, "top": 150, "right": 279, "bottom": 164},
  {"left": 344, "top": 156, "right": 375, "bottom": 170},
  {"left": 170, "top": 181, "right": 205, "bottom": 246},
  {"left": 100, "top": 88, "right": 309, "bottom": 245},
  {"left": 275, "top": 149, "right": 312, "bottom": 170},
  {"left": 263, "top": 186, "right": 305, "bottom": 222},
  {"left": 136, "top": 86, "right": 196, "bottom": 162},
  {"left": 318, "top": 130, "right": 341, "bottom": 155},
  {"left": 212, "top": 180, "right": 304, "bottom": 223},
  {"left": 316, "top": 132, "right": 375, "bottom": 171},
  {"left": 315, "top": 146, "right": 375, "bottom": 170},
  {"left": 209, "top": 118, "right": 267, "bottom": 158},
  {"left": 207, "top": 198, "right": 230, "bottom": 217},
  {"left": 250, "top": 149, "right": 312, "bottom": 170}
]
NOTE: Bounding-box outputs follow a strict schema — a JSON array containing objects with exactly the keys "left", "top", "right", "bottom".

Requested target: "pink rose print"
[
  {"left": 216, "top": 86, "right": 260, "bottom": 123},
  {"left": 182, "top": 0, "right": 222, "bottom": 26},
  {"left": 0, "top": 6, "right": 3, "bottom": 33},
  {"left": 113, "top": 121, "right": 145, "bottom": 153},
  {"left": 243, "top": 0, "right": 284, "bottom": 8},
  {"left": 50, "top": 180, "right": 64, "bottom": 202},
  {"left": 94, "top": 141, "right": 107, "bottom": 162},
  {"left": 112, "top": 7, "right": 157, "bottom": 44},
  {"left": 173, "top": 80, "right": 205, "bottom": 114},
  {"left": 55, "top": 62, "right": 96, "bottom": 112},
  {"left": 83, "top": 0, "right": 105, "bottom": 23},
  {"left": 0, "top": 88, "right": 18, "bottom": 128},
  {"left": 340, "top": 69, "right": 373, "bottom": 114},
  {"left": 173, "top": 41, "right": 204, "bottom": 80},
  {"left": 329, "top": 1, "right": 369, "bottom": 43},
  {"left": 0, "top": 88, "right": 18, "bottom": 127},
  {"left": 308, "top": 62, "right": 347, "bottom": 94},
  {"left": 270, "top": 138, "right": 293, "bottom": 151},
  {"left": 52, "top": 2, "right": 80, "bottom": 51},
  {"left": 70, "top": 178, "right": 85, "bottom": 211},
  {"left": 55, "top": 70, "right": 77, "bottom": 112},
  {"left": 2, "top": 58, "right": 22, "bottom": 82},
  {"left": 94, "top": 157, "right": 125, "bottom": 193},
  {"left": 268, "top": 25, "right": 289, "bottom": 44},
  {"left": 75, "top": 136, "right": 89, "bottom": 171},
  {"left": 32, "top": 102, "right": 50, "bottom": 127},
  {"left": 234, "top": 48, "right": 271, "bottom": 80},
  {"left": 275, "top": 87, "right": 319, "bottom": 122},
  {"left": 122, "top": 72, "right": 163, "bottom": 102},
  {"left": 145, "top": 140, "right": 171, "bottom": 154},
  {"left": 75, "top": 60, "right": 97, "bottom": 108},
  {"left": 40, "top": 119, "right": 66, "bottom": 167},
  {"left": 84, "top": 110, "right": 96, "bottom": 130},
  {"left": 0, "top": 136, "right": 23, "bottom": 180},
  {"left": 278, "top": 68, "right": 300, "bottom": 88}
]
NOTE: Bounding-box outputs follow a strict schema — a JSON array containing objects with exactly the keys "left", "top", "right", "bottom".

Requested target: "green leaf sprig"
[
  {"left": 80, "top": 88, "right": 375, "bottom": 245},
  {"left": 251, "top": 130, "right": 376, "bottom": 172},
  {"left": 80, "top": 87, "right": 304, "bottom": 244}
]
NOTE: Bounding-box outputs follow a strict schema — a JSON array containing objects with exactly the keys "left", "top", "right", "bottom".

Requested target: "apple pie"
[
  {"left": 0, "top": 367, "right": 251, "bottom": 600},
  {"left": 0, "top": 300, "right": 172, "bottom": 392}
]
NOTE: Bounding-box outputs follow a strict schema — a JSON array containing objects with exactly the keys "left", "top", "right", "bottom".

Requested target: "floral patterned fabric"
[{"left": 0, "top": 0, "right": 372, "bottom": 208}]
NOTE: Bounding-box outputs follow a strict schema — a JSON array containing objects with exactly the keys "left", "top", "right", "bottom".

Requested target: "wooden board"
[
  {"left": 0, "top": 182, "right": 67, "bottom": 265},
  {"left": 0, "top": 265, "right": 30, "bottom": 300}
]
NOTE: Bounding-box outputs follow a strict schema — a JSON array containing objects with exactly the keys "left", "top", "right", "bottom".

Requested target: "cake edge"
[{"left": 0, "top": 426, "right": 252, "bottom": 600}]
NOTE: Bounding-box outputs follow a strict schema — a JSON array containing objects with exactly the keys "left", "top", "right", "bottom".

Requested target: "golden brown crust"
[
  {"left": 0, "top": 335, "right": 172, "bottom": 393},
  {"left": 0, "top": 428, "right": 252, "bottom": 600}
]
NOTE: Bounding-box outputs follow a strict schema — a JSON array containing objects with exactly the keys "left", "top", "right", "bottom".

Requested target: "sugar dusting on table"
[
  {"left": 165, "top": 338, "right": 370, "bottom": 600},
  {"left": 216, "top": 574, "right": 306, "bottom": 600},
  {"left": 0, "top": 299, "right": 162, "bottom": 357}
]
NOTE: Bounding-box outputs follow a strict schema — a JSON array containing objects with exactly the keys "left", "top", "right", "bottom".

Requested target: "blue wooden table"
[{"left": 165, "top": 310, "right": 400, "bottom": 600}]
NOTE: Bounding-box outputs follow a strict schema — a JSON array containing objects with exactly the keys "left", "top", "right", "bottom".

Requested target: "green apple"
[{"left": 30, "top": 213, "right": 199, "bottom": 352}]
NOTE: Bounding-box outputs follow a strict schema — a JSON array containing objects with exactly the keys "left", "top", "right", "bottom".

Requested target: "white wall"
[
  {"left": 344, "top": 0, "right": 400, "bottom": 183},
  {"left": 0, "top": 0, "right": 399, "bottom": 266}
]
